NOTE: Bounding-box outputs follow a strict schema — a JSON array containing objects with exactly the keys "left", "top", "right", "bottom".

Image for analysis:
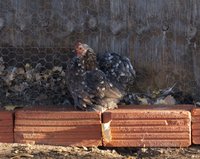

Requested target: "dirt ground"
[{"left": 0, "top": 143, "right": 200, "bottom": 159}]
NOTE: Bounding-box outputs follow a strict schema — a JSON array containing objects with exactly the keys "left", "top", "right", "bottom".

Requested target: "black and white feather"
[{"left": 98, "top": 52, "right": 136, "bottom": 92}]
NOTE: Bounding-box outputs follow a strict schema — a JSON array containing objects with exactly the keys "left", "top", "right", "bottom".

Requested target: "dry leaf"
[
  {"left": 136, "top": 96, "right": 149, "bottom": 105},
  {"left": 4, "top": 105, "right": 23, "bottom": 111},
  {"left": 10, "top": 153, "right": 34, "bottom": 159}
]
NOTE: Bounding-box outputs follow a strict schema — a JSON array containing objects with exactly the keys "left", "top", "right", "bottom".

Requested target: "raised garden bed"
[{"left": 0, "top": 105, "right": 199, "bottom": 148}]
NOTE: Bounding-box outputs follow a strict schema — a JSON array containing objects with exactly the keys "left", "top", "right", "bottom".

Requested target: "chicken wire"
[{"left": 0, "top": 48, "right": 74, "bottom": 106}]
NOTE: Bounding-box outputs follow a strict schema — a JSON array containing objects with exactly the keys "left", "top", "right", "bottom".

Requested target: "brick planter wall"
[
  {"left": 0, "top": 110, "right": 14, "bottom": 143},
  {"left": 14, "top": 107, "right": 102, "bottom": 147},
  {"left": 0, "top": 105, "right": 197, "bottom": 147},
  {"left": 102, "top": 105, "right": 193, "bottom": 147}
]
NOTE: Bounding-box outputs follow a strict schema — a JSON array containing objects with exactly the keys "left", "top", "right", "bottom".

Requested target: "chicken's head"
[{"left": 75, "top": 42, "right": 89, "bottom": 57}]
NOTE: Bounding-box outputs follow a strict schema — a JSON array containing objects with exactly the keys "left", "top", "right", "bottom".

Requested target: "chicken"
[
  {"left": 66, "top": 43, "right": 122, "bottom": 111},
  {"left": 98, "top": 52, "right": 136, "bottom": 93}
]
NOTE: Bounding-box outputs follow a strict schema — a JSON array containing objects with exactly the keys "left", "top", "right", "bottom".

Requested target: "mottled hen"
[{"left": 66, "top": 43, "right": 122, "bottom": 111}]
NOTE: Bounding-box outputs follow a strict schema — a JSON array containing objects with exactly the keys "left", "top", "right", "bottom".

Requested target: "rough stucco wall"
[{"left": 0, "top": 0, "right": 200, "bottom": 97}]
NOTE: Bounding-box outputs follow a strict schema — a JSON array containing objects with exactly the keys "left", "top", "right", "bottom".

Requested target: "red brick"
[
  {"left": 104, "top": 111, "right": 190, "bottom": 120},
  {"left": 111, "top": 119, "right": 189, "bottom": 126},
  {"left": 192, "top": 123, "right": 200, "bottom": 129},
  {"left": 15, "top": 126, "right": 100, "bottom": 132},
  {"left": 193, "top": 137, "right": 200, "bottom": 144},
  {"left": 16, "top": 139, "right": 102, "bottom": 147},
  {"left": 192, "top": 130, "right": 200, "bottom": 136},
  {"left": 15, "top": 119, "right": 100, "bottom": 126},
  {"left": 111, "top": 126, "right": 189, "bottom": 133},
  {"left": 15, "top": 111, "right": 100, "bottom": 119},
  {"left": 0, "top": 112, "right": 13, "bottom": 120},
  {"left": 105, "top": 140, "right": 190, "bottom": 147},
  {"left": 102, "top": 105, "right": 192, "bottom": 147},
  {"left": 192, "top": 108, "right": 200, "bottom": 116},
  {"left": 112, "top": 132, "right": 189, "bottom": 139},
  {"left": 0, "top": 119, "right": 13, "bottom": 126},
  {"left": 14, "top": 106, "right": 102, "bottom": 147},
  {"left": 0, "top": 127, "right": 13, "bottom": 133},
  {"left": 192, "top": 117, "right": 200, "bottom": 123},
  {"left": 191, "top": 108, "right": 200, "bottom": 144},
  {"left": 15, "top": 132, "right": 101, "bottom": 139},
  {"left": 0, "top": 110, "right": 14, "bottom": 143},
  {"left": 0, "top": 139, "right": 14, "bottom": 143},
  {"left": 0, "top": 134, "right": 13, "bottom": 140}
]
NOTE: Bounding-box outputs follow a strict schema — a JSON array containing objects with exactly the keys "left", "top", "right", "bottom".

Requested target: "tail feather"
[{"left": 104, "top": 87, "right": 123, "bottom": 99}]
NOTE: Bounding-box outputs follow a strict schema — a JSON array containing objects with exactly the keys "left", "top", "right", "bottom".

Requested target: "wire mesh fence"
[{"left": 0, "top": 48, "right": 73, "bottom": 106}]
